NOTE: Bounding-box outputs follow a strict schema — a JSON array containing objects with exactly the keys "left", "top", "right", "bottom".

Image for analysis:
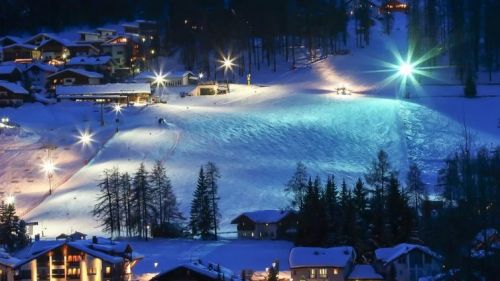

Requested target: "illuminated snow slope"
[{"left": 0, "top": 13, "right": 498, "bottom": 238}]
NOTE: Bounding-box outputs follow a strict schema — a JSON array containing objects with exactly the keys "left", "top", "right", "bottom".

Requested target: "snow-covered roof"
[
  {"left": 38, "top": 37, "right": 73, "bottom": 48},
  {"left": 289, "top": 246, "right": 356, "bottom": 268},
  {"left": 0, "top": 248, "right": 21, "bottom": 267},
  {"left": 347, "top": 265, "right": 384, "bottom": 280},
  {"left": 153, "top": 261, "right": 240, "bottom": 281},
  {"left": 26, "top": 63, "right": 58, "bottom": 73},
  {"left": 0, "top": 65, "right": 21, "bottom": 75},
  {"left": 2, "top": 43, "right": 38, "bottom": 50},
  {"left": 231, "top": 210, "right": 293, "bottom": 224},
  {"left": 0, "top": 81, "right": 29, "bottom": 94},
  {"left": 12, "top": 237, "right": 142, "bottom": 267},
  {"left": 48, "top": 68, "right": 103, "bottom": 79},
  {"left": 56, "top": 83, "right": 151, "bottom": 97},
  {"left": 0, "top": 36, "right": 23, "bottom": 45},
  {"left": 67, "top": 56, "right": 112, "bottom": 66},
  {"left": 375, "top": 243, "right": 442, "bottom": 266}
]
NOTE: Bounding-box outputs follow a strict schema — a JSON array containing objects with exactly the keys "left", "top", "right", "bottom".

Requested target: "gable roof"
[
  {"left": 0, "top": 36, "right": 23, "bottom": 45},
  {"left": 289, "top": 246, "right": 356, "bottom": 268},
  {"left": 0, "top": 65, "right": 21, "bottom": 75},
  {"left": 0, "top": 81, "right": 29, "bottom": 94},
  {"left": 12, "top": 237, "right": 142, "bottom": 268},
  {"left": 48, "top": 68, "right": 103, "bottom": 79},
  {"left": 231, "top": 210, "right": 293, "bottom": 224},
  {"left": 2, "top": 43, "right": 38, "bottom": 50},
  {"left": 375, "top": 243, "right": 442, "bottom": 266},
  {"left": 347, "top": 265, "right": 384, "bottom": 280},
  {"left": 67, "top": 56, "right": 112, "bottom": 66},
  {"left": 152, "top": 261, "right": 240, "bottom": 281},
  {"left": 26, "top": 63, "right": 58, "bottom": 73}
]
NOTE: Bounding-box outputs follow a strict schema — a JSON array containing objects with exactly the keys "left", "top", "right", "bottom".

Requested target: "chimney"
[{"left": 92, "top": 236, "right": 98, "bottom": 244}]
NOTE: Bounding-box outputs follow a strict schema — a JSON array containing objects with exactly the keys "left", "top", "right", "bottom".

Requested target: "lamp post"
[
  {"left": 397, "top": 61, "right": 415, "bottom": 99},
  {"left": 113, "top": 104, "right": 122, "bottom": 131},
  {"left": 221, "top": 55, "right": 235, "bottom": 93},
  {"left": 154, "top": 72, "right": 166, "bottom": 103},
  {"left": 42, "top": 156, "right": 56, "bottom": 195}
]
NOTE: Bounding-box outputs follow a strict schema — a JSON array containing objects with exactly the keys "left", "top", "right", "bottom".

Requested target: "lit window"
[
  {"left": 310, "top": 269, "right": 316, "bottom": 278},
  {"left": 319, "top": 268, "right": 327, "bottom": 278},
  {"left": 333, "top": 268, "right": 338, "bottom": 275},
  {"left": 105, "top": 267, "right": 111, "bottom": 274}
]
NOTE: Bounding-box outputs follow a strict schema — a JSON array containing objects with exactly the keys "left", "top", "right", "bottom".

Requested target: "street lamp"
[
  {"left": 221, "top": 55, "right": 235, "bottom": 93},
  {"left": 113, "top": 104, "right": 122, "bottom": 131},
  {"left": 41, "top": 158, "right": 56, "bottom": 195},
  {"left": 153, "top": 72, "right": 167, "bottom": 102},
  {"left": 399, "top": 62, "right": 414, "bottom": 77},
  {"left": 78, "top": 130, "right": 94, "bottom": 147}
]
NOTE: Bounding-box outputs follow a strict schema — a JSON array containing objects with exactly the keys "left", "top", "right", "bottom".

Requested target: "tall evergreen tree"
[
  {"left": 0, "top": 202, "right": 28, "bottom": 251},
  {"left": 190, "top": 166, "right": 213, "bottom": 239},
  {"left": 406, "top": 163, "right": 425, "bottom": 214},
  {"left": 204, "top": 161, "right": 221, "bottom": 239}
]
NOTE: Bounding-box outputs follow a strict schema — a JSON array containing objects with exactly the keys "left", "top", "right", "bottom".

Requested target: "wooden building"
[
  {"left": 0, "top": 236, "right": 142, "bottom": 281},
  {"left": 231, "top": 210, "right": 297, "bottom": 240},
  {"left": 56, "top": 83, "right": 151, "bottom": 103},
  {"left": 47, "top": 69, "right": 103, "bottom": 90},
  {"left": 24, "top": 63, "right": 59, "bottom": 90},
  {"left": 346, "top": 265, "right": 384, "bottom": 281},
  {"left": 289, "top": 247, "right": 357, "bottom": 281},
  {"left": 66, "top": 56, "right": 115, "bottom": 78},
  {"left": 0, "top": 81, "right": 30, "bottom": 107},
  {"left": 1, "top": 44, "right": 40, "bottom": 62},
  {"left": 374, "top": 243, "right": 442, "bottom": 281},
  {"left": 38, "top": 38, "right": 71, "bottom": 62},
  {"left": 0, "top": 66, "right": 23, "bottom": 82},
  {"left": 67, "top": 44, "right": 100, "bottom": 58}
]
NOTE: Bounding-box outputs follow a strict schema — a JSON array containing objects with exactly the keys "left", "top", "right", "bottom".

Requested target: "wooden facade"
[
  {"left": 2, "top": 45, "right": 40, "bottom": 62},
  {"left": 48, "top": 69, "right": 102, "bottom": 90},
  {"left": 231, "top": 210, "right": 297, "bottom": 240}
]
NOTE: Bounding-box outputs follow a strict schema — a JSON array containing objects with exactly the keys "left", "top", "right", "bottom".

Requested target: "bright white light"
[
  {"left": 221, "top": 55, "right": 235, "bottom": 72},
  {"left": 154, "top": 72, "right": 166, "bottom": 86},
  {"left": 399, "top": 62, "right": 414, "bottom": 77},
  {"left": 5, "top": 195, "right": 15, "bottom": 205},
  {"left": 113, "top": 104, "right": 122, "bottom": 114},
  {"left": 198, "top": 73, "right": 204, "bottom": 79},
  {"left": 78, "top": 130, "right": 94, "bottom": 146},
  {"left": 41, "top": 159, "right": 56, "bottom": 176}
]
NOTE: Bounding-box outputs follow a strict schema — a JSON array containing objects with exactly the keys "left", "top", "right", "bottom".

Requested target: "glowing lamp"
[{"left": 399, "top": 62, "right": 414, "bottom": 77}]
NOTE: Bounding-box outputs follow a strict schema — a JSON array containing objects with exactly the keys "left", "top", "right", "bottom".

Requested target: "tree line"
[
  {"left": 93, "top": 160, "right": 183, "bottom": 238},
  {"left": 409, "top": 0, "right": 500, "bottom": 85},
  {"left": 286, "top": 150, "right": 416, "bottom": 260},
  {"left": 93, "top": 160, "right": 222, "bottom": 240}
]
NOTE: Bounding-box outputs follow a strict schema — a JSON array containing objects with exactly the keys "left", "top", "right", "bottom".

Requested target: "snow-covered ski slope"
[{"left": 1, "top": 14, "right": 498, "bottom": 237}]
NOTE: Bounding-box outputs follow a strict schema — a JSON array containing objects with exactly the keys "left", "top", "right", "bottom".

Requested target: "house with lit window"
[
  {"left": 0, "top": 236, "right": 142, "bottom": 281},
  {"left": 0, "top": 66, "right": 23, "bottom": 82},
  {"left": 289, "top": 247, "right": 356, "bottom": 281},
  {"left": 1, "top": 44, "right": 40, "bottom": 62},
  {"left": 374, "top": 243, "right": 442, "bottom": 281},
  {"left": 0, "top": 81, "right": 30, "bottom": 107},
  {"left": 380, "top": 0, "right": 408, "bottom": 13},
  {"left": 67, "top": 44, "right": 100, "bottom": 58},
  {"left": 346, "top": 265, "right": 384, "bottom": 281},
  {"left": 150, "top": 260, "right": 240, "bottom": 281},
  {"left": 56, "top": 83, "right": 151, "bottom": 103},
  {"left": 66, "top": 56, "right": 115, "bottom": 80},
  {"left": 24, "top": 63, "right": 59, "bottom": 90},
  {"left": 231, "top": 210, "right": 297, "bottom": 240},
  {"left": 47, "top": 68, "right": 103, "bottom": 91},
  {"left": 37, "top": 38, "right": 71, "bottom": 63},
  {"left": 100, "top": 35, "right": 135, "bottom": 71}
]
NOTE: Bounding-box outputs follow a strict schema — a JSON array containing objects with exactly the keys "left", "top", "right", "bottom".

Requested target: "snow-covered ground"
[{"left": 0, "top": 13, "right": 499, "bottom": 242}]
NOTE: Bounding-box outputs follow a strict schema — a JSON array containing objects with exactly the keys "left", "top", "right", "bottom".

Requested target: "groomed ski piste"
[{"left": 0, "top": 13, "right": 499, "bottom": 277}]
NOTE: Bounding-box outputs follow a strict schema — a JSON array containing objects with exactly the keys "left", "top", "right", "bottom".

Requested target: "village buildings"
[
  {"left": 0, "top": 236, "right": 142, "bottom": 281},
  {"left": 231, "top": 210, "right": 297, "bottom": 240}
]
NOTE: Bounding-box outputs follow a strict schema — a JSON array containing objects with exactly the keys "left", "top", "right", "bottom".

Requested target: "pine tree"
[
  {"left": 93, "top": 170, "right": 117, "bottom": 237},
  {"left": 132, "top": 163, "right": 155, "bottom": 238},
  {"left": 150, "top": 160, "right": 183, "bottom": 237},
  {"left": 0, "top": 202, "right": 28, "bottom": 251},
  {"left": 406, "top": 163, "right": 425, "bottom": 214},
  {"left": 190, "top": 166, "right": 212, "bottom": 239},
  {"left": 353, "top": 178, "right": 368, "bottom": 214},
  {"left": 204, "top": 162, "right": 220, "bottom": 239},
  {"left": 297, "top": 177, "right": 326, "bottom": 246},
  {"left": 120, "top": 172, "right": 133, "bottom": 237},
  {"left": 322, "top": 175, "right": 338, "bottom": 244},
  {"left": 285, "top": 162, "right": 309, "bottom": 209}
]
